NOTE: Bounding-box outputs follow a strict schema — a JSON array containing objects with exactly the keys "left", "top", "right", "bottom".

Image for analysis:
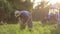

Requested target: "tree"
[
  {"left": 0, "top": 0, "right": 33, "bottom": 24},
  {"left": 32, "top": 0, "right": 50, "bottom": 21}
]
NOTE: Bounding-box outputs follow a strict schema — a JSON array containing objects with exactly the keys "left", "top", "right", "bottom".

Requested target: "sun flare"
[
  {"left": 33, "top": 0, "right": 60, "bottom": 8},
  {"left": 49, "top": 0, "right": 57, "bottom": 5}
]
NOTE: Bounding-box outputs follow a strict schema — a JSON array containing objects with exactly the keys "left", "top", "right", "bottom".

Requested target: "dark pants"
[{"left": 20, "top": 17, "right": 33, "bottom": 30}]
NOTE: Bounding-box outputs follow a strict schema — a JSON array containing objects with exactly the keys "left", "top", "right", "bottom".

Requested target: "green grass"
[{"left": 0, "top": 22, "right": 60, "bottom": 34}]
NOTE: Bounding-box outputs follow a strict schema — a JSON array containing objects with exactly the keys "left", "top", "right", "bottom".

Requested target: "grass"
[{"left": 0, "top": 21, "right": 60, "bottom": 34}]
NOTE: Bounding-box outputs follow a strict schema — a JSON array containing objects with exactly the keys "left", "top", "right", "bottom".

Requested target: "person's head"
[{"left": 15, "top": 10, "right": 20, "bottom": 18}]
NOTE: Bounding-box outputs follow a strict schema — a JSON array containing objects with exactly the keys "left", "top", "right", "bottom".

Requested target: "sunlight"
[
  {"left": 49, "top": 0, "right": 57, "bottom": 5},
  {"left": 57, "top": 0, "right": 60, "bottom": 3},
  {"left": 34, "top": 0, "right": 60, "bottom": 5},
  {"left": 33, "top": 0, "right": 41, "bottom": 8},
  {"left": 33, "top": 0, "right": 60, "bottom": 8},
  {"left": 34, "top": 0, "right": 41, "bottom": 3},
  {"left": 47, "top": 0, "right": 60, "bottom": 5}
]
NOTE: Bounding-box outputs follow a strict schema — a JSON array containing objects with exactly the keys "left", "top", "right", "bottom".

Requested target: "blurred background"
[
  {"left": 0, "top": 0, "right": 60, "bottom": 24},
  {"left": 0, "top": 0, "right": 60, "bottom": 34}
]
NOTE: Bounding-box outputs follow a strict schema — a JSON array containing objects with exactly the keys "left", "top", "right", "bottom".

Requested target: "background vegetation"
[
  {"left": 0, "top": 0, "right": 33, "bottom": 24},
  {"left": 0, "top": 0, "right": 60, "bottom": 34},
  {"left": 0, "top": 22, "right": 60, "bottom": 34}
]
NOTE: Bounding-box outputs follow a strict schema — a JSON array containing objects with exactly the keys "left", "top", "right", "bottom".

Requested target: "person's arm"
[
  {"left": 17, "top": 14, "right": 21, "bottom": 23},
  {"left": 26, "top": 16, "right": 31, "bottom": 23}
]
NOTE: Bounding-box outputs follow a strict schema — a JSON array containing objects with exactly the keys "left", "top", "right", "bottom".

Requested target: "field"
[{"left": 0, "top": 21, "right": 60, "bottom": 34}]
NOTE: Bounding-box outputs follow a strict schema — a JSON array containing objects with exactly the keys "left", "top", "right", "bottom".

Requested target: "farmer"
[
  {"left": 47, "top": 12, "right": 53, "bottom": 20},
  {"left": 15, "top": 10, "right": 33, "bottom": 31},
  {"left": 47, "top": 11, "right": 56, "bottom": 24},
  {"left": 55, "top": 11, "right": 60, "bottom": 28}
]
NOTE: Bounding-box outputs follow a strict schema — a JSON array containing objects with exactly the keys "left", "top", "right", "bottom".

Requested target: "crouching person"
[{"left": 15, "top": 10, "right": 33, "bottom": 31}]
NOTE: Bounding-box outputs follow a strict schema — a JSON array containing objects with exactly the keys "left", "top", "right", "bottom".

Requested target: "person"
[
  {"left": 47, "top": 13, "right": 53, "bottom": 20},
  {"left": 15, "top": 10, "right": 33, "bottom": 31},
  {"left": 55, "top": 11, "right": 60, "bottom": 28}
]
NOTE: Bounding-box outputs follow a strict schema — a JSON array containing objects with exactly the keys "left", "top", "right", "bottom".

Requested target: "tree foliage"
[
  {"left": 32, "top": 1, "right": 50, "bottom": 21},
  {"left": 0, "top": 0, "right": 33, "bottom": 24}
]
